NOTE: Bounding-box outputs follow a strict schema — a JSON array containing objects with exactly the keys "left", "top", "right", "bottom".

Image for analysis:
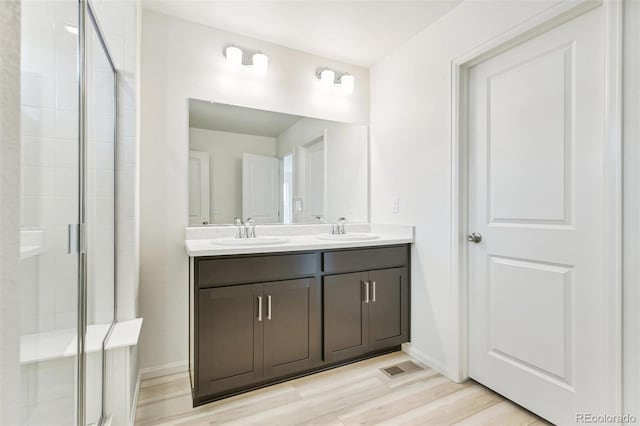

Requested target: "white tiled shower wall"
[
  {"left": 20, "top": 0, "right": 80, "bottom": 334},
  {"left": 90, "top": 0, "right": 141, "bottom": 423}
]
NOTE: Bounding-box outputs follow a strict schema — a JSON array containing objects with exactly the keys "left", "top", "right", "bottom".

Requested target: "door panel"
[
  {"left": 488, "top": 45, "right": 570, "bottom": 224},
  {"left": 189, "top": 150, "right": 210, "bottom": 225},
  {"left": 368, "top": 268, "right": 409, "bottom": 351},
  {"left": 468, "top": 7, "right": 606, "bottom": 424},
  {"left": 488, "top": 256, "right": 572, "bottom": 379},
  {"left": 197, "top": 284, "right": 263, "bottom": 395},
  {"left": 263, "top": 278, "right": 321, "bottom": 378},
  {"left": 323, "top": 272, "right": 369, "bottom": 362},
  {"left": 242, "top": 153, "right": 280, "bottom": 223},
  {"left": 303, "top": 138, "right": 325, "bottom": 221}
]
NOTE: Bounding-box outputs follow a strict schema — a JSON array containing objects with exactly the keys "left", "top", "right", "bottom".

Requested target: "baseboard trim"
[
  {"left": 402, "top": 343, "right": 459, "bottom": 382},
  {"left": 139, "top": 360, "right": 189, "bottom": 381},
  {"left": 129, "top": 370, "right": 142, "bottom": 426}
]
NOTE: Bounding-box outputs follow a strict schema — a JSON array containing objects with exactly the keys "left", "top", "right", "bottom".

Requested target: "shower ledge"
[
  {"left": 20, "top": 318, "right": 143, "bottom": 364},
  {"left": 20, "top": 227, "right": 44, "bottom": 260}
]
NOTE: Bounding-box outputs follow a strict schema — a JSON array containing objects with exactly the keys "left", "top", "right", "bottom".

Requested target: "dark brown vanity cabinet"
[
  {"left": 262, "top": 278, "right": 321, "bottom": 378},
  {"left": 197, "top": 284, "right": 264, "bottom": 397},
  {"left": 196, "top": 277, "right": 321, "bottom": 399},
  {"left": 191, "top": 244, "right": 410, "bottom": 405},
  {"left": 324, "top": 268, "right": 409, "bottom": 363}
]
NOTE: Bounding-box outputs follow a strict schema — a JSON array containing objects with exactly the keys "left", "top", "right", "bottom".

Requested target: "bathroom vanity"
[{"left": 186, "top": 227, "right": 413, "bottom": 406}]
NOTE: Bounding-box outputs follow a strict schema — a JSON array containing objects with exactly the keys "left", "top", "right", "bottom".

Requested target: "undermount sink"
[
  {"left": 314, "top": 232, "right": 380, "bottom": 241},
  {"left": 212, "top": 236, "right": 290, "bottom": 246}
]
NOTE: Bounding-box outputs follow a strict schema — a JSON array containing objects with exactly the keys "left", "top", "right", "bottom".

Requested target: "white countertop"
[{"left": 185, "top": 224, "right": 414, "bottom": 257}]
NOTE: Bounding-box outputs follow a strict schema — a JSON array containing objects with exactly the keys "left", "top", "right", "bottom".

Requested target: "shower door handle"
[
  {"left": 68, "top": 224, "right": 79, "bottom": 254},
  {"left": 68, "top": 224, "right": 86, "bottom": 254}
]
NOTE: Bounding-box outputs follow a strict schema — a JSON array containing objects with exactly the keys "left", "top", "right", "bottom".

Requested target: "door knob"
[{"left": 467, "top": 232, "right": 482, "bottom": 243}]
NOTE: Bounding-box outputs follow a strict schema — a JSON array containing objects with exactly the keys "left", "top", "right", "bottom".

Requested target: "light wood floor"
[{"left": 135, "top": 352, "right": 549, "bottom": 426}]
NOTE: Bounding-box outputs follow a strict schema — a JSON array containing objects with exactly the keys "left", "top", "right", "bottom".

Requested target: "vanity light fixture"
[
  {"left": 224, "top": 45, "right": 243, "bottom": 67},
  {"left": 339, "top": 73, "right": 354, "bottom": 94},
  {"left": 224, "top": 45, "right": 269, "bottom": 75},
  {"left": 252, "top": 52, "right": 269, "bottom": 76},
  {"left": 316, "top": 67, "right": 355, "bottom": 94},
  {"left": 319, "top": 68, "right": 335, "bottom": 87}
]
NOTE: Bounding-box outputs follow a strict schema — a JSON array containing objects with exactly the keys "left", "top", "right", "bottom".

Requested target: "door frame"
[
  {"left": 189, "top": 150, "right": 210, "bottom": 225},
  {"left": 449, "top": 0, "right": 623, "bottom": 415},
  {"left": 294, "top": 130, "right": 328, "bottom": 222}
]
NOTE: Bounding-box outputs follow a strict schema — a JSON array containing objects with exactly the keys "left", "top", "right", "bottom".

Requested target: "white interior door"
[
  {"left": 303, "top": 138, "right": 325, "bottom": 222},
  {"left": 467, "top": 7, "right": 608, "bottom": 425},
  {"left": 189, "top": 150, "right": 210, "bottom": 225},
  {"left": 242, "top": 153, "right": 280, "bottom": 223}
]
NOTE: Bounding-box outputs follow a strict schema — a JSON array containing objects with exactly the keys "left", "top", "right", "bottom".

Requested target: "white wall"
[
  {"left": 140, "top": 10, "right": 369, "bottom": 372},
  {"left": 0, "top": 1, "right": 21, "bottom": 423},
  {"left": 189, "top": 127, "right": 277, "bottom": 224},
  {"left": 370, "top": 1, "right": 568, "bottom": 375},
  {"left": 623, "top": 0, "right": 640, "bottom": 419},
  {"left": 276, "top": 117, "right": 368, "bottom": 223}
]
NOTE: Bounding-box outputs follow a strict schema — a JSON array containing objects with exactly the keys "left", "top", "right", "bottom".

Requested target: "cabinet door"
[
  {"left": 368, "top": 268, "right": 409, "bottom": 351},
  {"left": 197, "top": 284, "right": 263, "bottom": 396},
  {"left": 323, "top": 272, "right": 370, "bottom": 363},
  {"left": 263, "top": 278, "right": 321, "bottom": 378}
]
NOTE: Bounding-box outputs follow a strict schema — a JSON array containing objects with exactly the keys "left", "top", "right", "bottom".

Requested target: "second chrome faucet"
[
  {"left": 233, "top": 217, "right": 256, "bottom": 238},
  {"left": 330, "top": 217, "right": 347, "bottom": 235}
]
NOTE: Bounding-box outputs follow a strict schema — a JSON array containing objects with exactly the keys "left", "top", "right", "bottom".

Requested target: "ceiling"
[
  {"left": 189, "top": 100, "right": 302, "bottom": 137},
  {"left": 142, "top": 1, "right": 462, "bottom": 67}
]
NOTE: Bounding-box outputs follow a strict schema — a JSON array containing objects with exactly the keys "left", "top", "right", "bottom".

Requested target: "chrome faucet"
[
  {"left": 233, "top": 217, "right": 244, "bottom": 238},
  {"left": 331, "top": 217, "right": 347, "bottom": 235},
  {"left": 245, "top": 218, "right": 256, "bottom": 238}
]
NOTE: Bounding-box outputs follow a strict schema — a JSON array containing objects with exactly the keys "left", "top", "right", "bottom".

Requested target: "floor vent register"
[{"left": 380, "top": 360, "right": 424, "bottom": 378}]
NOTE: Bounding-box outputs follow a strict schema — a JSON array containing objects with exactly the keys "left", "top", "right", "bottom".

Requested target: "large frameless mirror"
[{"left": 188, "top": 99, "right": 369, "bottom": 226}]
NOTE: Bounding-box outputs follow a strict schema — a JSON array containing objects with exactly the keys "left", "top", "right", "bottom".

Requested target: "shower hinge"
[{"left": 68, "top": 223, "right": 87, "bottom": 254}]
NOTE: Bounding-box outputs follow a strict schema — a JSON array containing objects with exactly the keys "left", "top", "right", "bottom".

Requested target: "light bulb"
[
  {"left": 225, "top": 46, "right": 242, "bottom": 67},
  {"left": 320, "top": 68, "right": 335, "bottom": 87},
  {"left": 252, "top": 52, "right": 268, "bottom": 75},
  {"left": 339, "top": 73, "right": 354, "bottom": 94}
]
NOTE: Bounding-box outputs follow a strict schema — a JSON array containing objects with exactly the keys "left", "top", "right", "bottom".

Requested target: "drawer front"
[
  {"left": 197, "top": 253, "right": 319, "bottom": 288},
  {"left": 322, "top": 245, "right": 408, "bottom": 274}
]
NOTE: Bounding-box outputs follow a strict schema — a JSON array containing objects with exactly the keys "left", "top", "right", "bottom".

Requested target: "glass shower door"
[
  {"left": 19, "top": 1, "right": 117, "bottom": 424},
  {"left": 19, "top": 1, "right": 80, "bottom": 424}
]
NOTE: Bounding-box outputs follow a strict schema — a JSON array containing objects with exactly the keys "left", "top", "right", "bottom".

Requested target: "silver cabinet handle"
[
  {"left": 257, "top": 296, "right": 263, "bottom": 321},
  {"left": 267, "top": 295, "right": 272, "bottom": 320},
  {"left": 372, "top": 281, "right": 376, "bottom": 302},
  {"left": 364, "top": 281, "right": 370, "bottom": 303}
]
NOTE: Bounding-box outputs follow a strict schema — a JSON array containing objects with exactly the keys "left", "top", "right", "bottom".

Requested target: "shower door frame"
[{"left": 77, "top": 1, "right": 118, "bottom": 425}]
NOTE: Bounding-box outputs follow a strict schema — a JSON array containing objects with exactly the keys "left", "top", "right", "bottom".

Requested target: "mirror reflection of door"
[
  {"left": 300, "top": 136, "right": 326, "bottom": 223},
  {"left": 189, "top": 150, "right": 210, "bottom": 225},
  {"left": 281, "top": 153, "right": 294, "bottom": 223},
  {"left": 242, "top": 153, "right": 280, "bottom": 223}
]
